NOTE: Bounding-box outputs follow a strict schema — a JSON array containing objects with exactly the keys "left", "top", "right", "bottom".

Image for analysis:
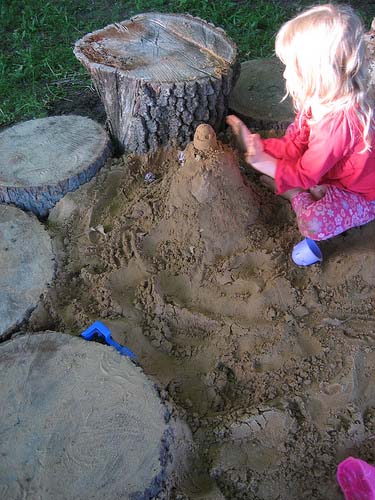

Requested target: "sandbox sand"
[{"left": 28, "top": 134, "right": 375, "bottom": 499}]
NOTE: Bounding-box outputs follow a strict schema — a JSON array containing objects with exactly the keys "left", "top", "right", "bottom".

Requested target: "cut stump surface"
[
  {"left": 75, "top": 13, "right": 239, "bottom": 153},
  {"left": 0, "top": 115, "right": 111, "bottom": 217},
  {"left": 0, "top": 205, "right": 54, "bottom": 339},
  {"left": 229, "top": 58, "right": 294, "bottom": 131},
  {"left": 0, "top": 332, "right": 188, "bottom": 500}
]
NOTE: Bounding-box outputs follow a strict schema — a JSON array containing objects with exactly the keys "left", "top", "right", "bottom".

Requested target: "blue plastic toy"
[
  {"left": 291, "top": 238, "right": 323, "bottom": 266},
  {"left": 81, "top": 321, "right": 137, "bottom": 359}
]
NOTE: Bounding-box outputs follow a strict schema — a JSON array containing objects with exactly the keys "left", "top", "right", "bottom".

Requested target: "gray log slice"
[
  {"left": 229, "top": 58, "right": 294, "bottom": 131},
  {"left": 0, "top": 332, "right": 187, "bottom": 500},
  {"left": 74, "top": 13, "right": 239, "bottom": 153},
  {"left": 0, "top": 205, "right": 54, "bottom": 340},
  {"left": 0, "top": 115, "right": 111, "bottom": 217}
]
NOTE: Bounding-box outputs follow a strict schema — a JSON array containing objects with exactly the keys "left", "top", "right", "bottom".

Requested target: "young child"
[{"left": 227, "top": 3, "right": 375, "bottom": 242}]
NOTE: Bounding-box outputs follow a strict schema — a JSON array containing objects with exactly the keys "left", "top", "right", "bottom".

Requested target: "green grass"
[{"left": 0, "top": 0, "right": 372, "bottom": 127}]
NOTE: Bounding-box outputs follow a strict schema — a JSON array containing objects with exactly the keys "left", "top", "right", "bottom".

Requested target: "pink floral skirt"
[{"left": 291, "top": 186, "right": 375, "bottom": 241}]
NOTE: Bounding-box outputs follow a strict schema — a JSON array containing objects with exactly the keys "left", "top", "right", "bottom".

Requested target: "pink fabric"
[
  {"left": 337, "top": 457, "right": 375, "bottom": 500},
  {"left": 291, "top": 185, "right": 375, "bottom": 240},
  {"left": 262, "top": 110, "right": 375, "bottom": 200}
]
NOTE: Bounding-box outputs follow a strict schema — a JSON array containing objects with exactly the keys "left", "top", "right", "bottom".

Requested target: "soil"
[
  {"left": 47, "top": 86, "right": 107, "bottom": 126},
  {"left": 22, "top": 4, "right": 375, "bottom": 498},
  {"left": 26, "top": 128, "right": 375, "bottom": 499}
]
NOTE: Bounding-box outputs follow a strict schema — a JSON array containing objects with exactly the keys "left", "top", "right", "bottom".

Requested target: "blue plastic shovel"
[{"left": 81, "top": 321, "right": 137, "bottom": 359}]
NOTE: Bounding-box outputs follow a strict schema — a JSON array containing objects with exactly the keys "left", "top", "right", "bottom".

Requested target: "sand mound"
[{"left": 27, "top": 132, "right": 375, "bottom": 499}]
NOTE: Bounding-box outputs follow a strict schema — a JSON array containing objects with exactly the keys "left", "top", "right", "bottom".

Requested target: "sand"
[{"left": 27, "top": 131, "right": 375, "bottom": 499}]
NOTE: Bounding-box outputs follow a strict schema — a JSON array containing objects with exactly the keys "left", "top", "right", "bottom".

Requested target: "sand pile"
[{"left": 28, "top": 128, "right": 375, "bottom": 499}]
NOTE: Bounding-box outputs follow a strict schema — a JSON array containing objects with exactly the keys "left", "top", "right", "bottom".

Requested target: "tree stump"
[
  {"left": 0, "top": 205, "right": 54, "bottom": 340},
  {"left": 0, "top": 116, "right": 111, "bottom": 218},
  {"left": 74, "top": 13, "right": 240, "bottom": 154},
  {"left": 229, "top": 58, "right": 294, "bottom": 132},
  {"left": 0, "top": 332, "right": 191, "bottom": 500}
]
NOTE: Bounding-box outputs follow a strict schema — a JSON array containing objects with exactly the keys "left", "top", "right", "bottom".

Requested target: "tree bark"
[{"left": 74, "top": 13, "right": 240, "bottom": 154}]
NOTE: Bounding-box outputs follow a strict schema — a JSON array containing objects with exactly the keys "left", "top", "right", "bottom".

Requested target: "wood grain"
[
  {"left": 0, "top": 205, "right": 54, "bottom": 339},
  {"left": 0, "top": 116, "right": 111, "bottom": 217},
  {"left": 0, "top": 332, "right": 186, "bottom": 499},
  {"left": 75, "top": 13, "right": 240, "bottom": 153},
  {"left": 229, "top": 58, "right": 294, "bottom": 132}
]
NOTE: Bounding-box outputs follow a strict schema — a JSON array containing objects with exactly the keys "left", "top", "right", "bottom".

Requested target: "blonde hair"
[{"left": 275, "top": 3, "right": 374, "bottom": 151}]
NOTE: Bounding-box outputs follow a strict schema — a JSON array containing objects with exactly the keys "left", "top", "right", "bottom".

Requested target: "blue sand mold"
[
  {"left": 292, "top": 238, "right": 322, "bottom": 266},
  {"left": 81, "top": 321, "right": 137, "bottom": 358}
]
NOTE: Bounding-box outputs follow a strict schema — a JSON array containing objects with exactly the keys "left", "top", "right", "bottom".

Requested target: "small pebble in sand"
[
  {"left": 144, "top": 172, "right": 156, "bottom": 183},
  {"left": 95, "top": 224, "right": 106, "bottom": 236},
  {"left": 178, "top": 151, "right": 185, "bottom": 164}
]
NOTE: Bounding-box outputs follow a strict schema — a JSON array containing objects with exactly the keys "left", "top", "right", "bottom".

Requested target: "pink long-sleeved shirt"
[{"left": 262, "top": 110, "right": 375, "bottom": 200}]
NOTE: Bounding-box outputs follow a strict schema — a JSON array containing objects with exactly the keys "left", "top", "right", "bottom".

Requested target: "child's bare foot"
[
  {"left": 309, "top": 184, "right": 327, "bottom": 200},
  {"left": 259, "top": 175, "right": 303, "bottom": 200},
  {"left": 281, "top": 188, "right": 304, "bottom": 201}
]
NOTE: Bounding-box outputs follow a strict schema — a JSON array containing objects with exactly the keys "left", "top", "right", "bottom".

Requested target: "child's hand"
[
  {"left": 244, "top": 133, "right": 264, "bottom": 163},
  {"left": 226, "top": 115, "right": 264, "bottom": 163}
]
